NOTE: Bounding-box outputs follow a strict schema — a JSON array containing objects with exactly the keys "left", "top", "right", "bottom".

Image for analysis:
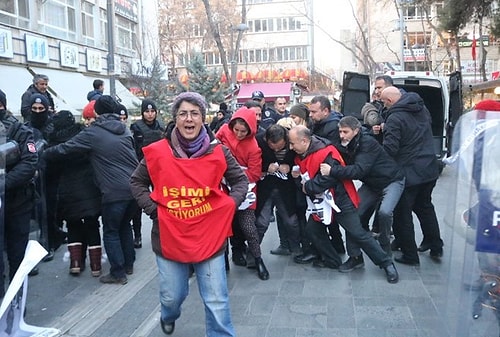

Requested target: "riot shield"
[
  {"left": 443, "top": 109, "right": 500, "bottom": 336},
  {"left": 0, "top": 240, "right": 59, "bottom": 336},
  {"left": 0, "top": 121, "right": 6, "bottom": 298}
]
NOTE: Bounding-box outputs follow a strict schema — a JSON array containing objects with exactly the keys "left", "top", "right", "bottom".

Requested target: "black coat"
[
  {"left": 46, "top": 122, "right": 101, "bottom": 220},
  {"left": 383, "top": 92, "right": 439, "bottom": 186},
  {"left": 332, "top": 130, "right": 404, "bottom": 192},
  {"left": 20, "top": 85, "right": 55, "bottom": 121},
  {"left": 311, "top": 112, "right": 342, "bottom": 144},
  {"left": 44, "top": 114, "right": 138, "bottom": 203},
  {"left": 255, "top": 133, "right": 297, "bottom": 216},
  {"left": 1, "top": 113, "right": 38, "bottom": 215}
]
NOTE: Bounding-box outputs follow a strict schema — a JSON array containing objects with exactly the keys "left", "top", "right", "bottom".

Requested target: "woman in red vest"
[
  {"left": 216, "top": 106, "right": 270, "bottom": 280},
  {"left": 130, "top": 92, "right": 248, "bottom": 337}
]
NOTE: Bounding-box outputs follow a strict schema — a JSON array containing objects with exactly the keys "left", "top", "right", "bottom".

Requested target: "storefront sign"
[
  {"left": 60, "top": 42, "right": 79, "bottom": 68},
  {"left": 25, "top": 34, "right": 49, "bottom": 64},
  {"left": 0, "top": 28, "right": 13, "bottom": 59},
  {"left": 86, "top": 49, "right": 102, "bottom": 72},
  {"left": 115, "top": 0, "right": 138, "bottom": 22}
]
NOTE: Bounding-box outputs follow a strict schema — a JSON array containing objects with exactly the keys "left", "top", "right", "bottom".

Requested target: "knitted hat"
[
  {"left": 172, "top": 92, "right": 208, "bottom": 121},
  {"left": 82, "top": 100, "right": 97, "bottom": 119},
  {"left": 52, "top": 110, "right": 75, "bottom": 129},
  {"left": 219, "top": 102, "right": 228, "bottom": 112},
  {"left": 0, "top": 89, "right": 6, "bottom": 109},
  {"left": 360, "top": 102, "right": 381, "bottom": 126},
  {"left": 115, "top": 103, "right": 128, "bottom": 119},
  {"left": 94, "top": 95, "right": 119, "bottom": 115},
  {"left": 475, "top": 99, "right": 500, "bottom": 111},
  {"left": 141, "top": 99, "right": 157, "bottom": 114},
  {"left": 29, "top": 93, "right": 49, "bottom": 111},
  {"left": 289, "top": 103, "right": 308, "bottom": 121}
]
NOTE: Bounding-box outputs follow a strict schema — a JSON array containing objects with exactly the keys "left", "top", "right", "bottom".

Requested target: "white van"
[{"left": 340, "top": 71, "right": 464, "bottom": 159}]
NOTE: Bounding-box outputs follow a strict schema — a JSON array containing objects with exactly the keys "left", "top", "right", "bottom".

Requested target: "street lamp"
[{"left": 230, "top": 23, "right": 249, "bottom": 111}]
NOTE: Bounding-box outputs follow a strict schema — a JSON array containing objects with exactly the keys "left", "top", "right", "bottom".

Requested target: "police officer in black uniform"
[
  {"left": 0, "top": 89, "right": 38, "bottom": 297},
  {"left": 129, "top": 99, "right": 165, "bottom": 248}
]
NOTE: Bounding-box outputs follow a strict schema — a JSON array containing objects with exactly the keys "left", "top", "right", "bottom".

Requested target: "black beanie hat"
[
  {"left": 0, "top": 89, "right": 6, "bottom": 109},
  {"left": 94, "top": 95, "right": 119, "bottom": 115},
  {"left": 115, "top": 103, "right": 128, "bottom": 119},
  {"left": 29, "top": 93, "right": 50, "bottom": 111},
  {"left": 141, "top": 99, "right": 157, "bottom": 114},
  {"left": 290, "top": 103, "right": 309, "bottom": 121},
  {"left": 52, "top": 110, "right": 75, "bottom": 129}
]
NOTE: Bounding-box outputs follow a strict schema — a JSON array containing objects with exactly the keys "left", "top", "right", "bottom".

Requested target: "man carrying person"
[
  {"left": 288, "top": 125, "right": 398, "bottom": 283},
  {"left": 380, "top": 86, "right": 444, "bottom": 265},
  {"left": 322, "top": 116, "right": 405, "bottom": 271}
]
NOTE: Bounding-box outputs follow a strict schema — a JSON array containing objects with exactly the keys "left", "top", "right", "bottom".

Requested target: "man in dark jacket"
[
  {"left": 0, "top": 89, "right": 38, "bottom": 296},
  {"left": 289, "top": 125, "right": 398, "bottom": 283},
  {"left": 129, "top": 99, "right": 165, "bottom": 248},
  {"left": 44, "top": 95, "right": 139, "bottom": 285},
  {"left": 323, "top": 116, "right": 405, "bottom": 272},
  {"left": 87, "top": 79, "right": 104, "bottom": 102},
  {"left": 380, "top": 86, "right": 444, "bottom": 265},
  {"left": 255, "top": 124, "right": 301, "bottom": 255},
  {"left": 303, "top": 94, "right": 345, "bottom": 258},
  {"left": 20, "top": 74, "right": 55, "bottom": 122}
]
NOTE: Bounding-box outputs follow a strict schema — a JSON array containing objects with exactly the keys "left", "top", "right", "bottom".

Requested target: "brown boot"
[
  {"left": 67, "top": 242, "right": 83, "bottom": 275},
  {"left": 88, "top": 246, "right": 102, "bottom": 277}
]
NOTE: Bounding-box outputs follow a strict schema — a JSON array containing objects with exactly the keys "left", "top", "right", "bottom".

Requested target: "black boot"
[{"left": 255, "top": 257, "right": 269, "bottom": 280}]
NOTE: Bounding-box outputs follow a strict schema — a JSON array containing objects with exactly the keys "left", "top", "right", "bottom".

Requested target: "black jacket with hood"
[
  {"left": 44, "top": 113, "right": 138, "bottom": 203},
  {"left": 382, "top": 92, "right": 439, "bottom": 186},
  {"left": 332, "top": 128, "right": 404, "bottom": 192}
]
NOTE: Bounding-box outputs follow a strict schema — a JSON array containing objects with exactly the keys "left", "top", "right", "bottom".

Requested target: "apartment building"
[
  {"left": 0, "top": 0, "right": 154, "bottom": 115},
  {"left": 357, "top": 0, "right": 500, "bottom": 84}
]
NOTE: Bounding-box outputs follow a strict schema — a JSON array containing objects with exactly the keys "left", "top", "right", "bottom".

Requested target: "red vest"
[
  {"left": 295, "top": 145, "right": 359, "bottom": 208},
  {"left": 143, "top": 140, "right": 236, "bottom": 263}
]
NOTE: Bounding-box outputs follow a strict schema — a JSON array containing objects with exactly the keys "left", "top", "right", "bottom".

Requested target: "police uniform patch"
[
  {"left": 27, "top": 142, "right": 37, "bottom": 153},
  {"left": 265, "top": 111, "right": 270, "bottom": 117}
]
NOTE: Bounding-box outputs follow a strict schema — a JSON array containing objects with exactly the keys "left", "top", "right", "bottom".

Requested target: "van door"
[
  {"left": 447, "top": 71, "right": 464, "bottom": 155},
  {"left": 340, "top": 71, "right": 370, "bottom": 119}
]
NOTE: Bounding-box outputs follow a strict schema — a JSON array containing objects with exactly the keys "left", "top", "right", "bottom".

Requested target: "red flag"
[{"left": 472, "top": 36, "right": 477, "bottom": 61}]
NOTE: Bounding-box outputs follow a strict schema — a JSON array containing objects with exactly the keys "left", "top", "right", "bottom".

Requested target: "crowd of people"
[{"left": 0, "top": 73, "right": 446, "bottom": 337}]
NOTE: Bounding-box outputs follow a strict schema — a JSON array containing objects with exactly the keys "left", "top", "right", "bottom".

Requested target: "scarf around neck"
[{"left": 171, "top": 125, "right": 210, "bottom": 158}]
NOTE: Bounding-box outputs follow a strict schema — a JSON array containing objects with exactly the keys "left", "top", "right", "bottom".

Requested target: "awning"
[
  {"left": 0, "top": 64, "right": 39, "bottom": 116},
  {"left": 236, "top": 82, "right": 293, "bottom": 103},
  {"left": 31, "top": 67, "right": 141, "bottom": 113}
]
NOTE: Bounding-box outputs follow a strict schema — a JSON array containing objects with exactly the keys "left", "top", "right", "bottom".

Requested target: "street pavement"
[{"left": 19, "top": 166, "right": 500, "bottom": 337}]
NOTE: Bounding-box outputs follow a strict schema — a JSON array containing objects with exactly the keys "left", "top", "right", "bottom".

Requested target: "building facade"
[
  {"left": 0, "top": 0, "right": 154, "bottom": 115},
  {"left": 357, "top": 0, "right": 500, "bottom": 84}
]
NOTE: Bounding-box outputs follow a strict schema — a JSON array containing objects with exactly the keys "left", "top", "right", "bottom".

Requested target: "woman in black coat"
[{"left": 46, "top": 111, "right": 102, "bottom": 276}]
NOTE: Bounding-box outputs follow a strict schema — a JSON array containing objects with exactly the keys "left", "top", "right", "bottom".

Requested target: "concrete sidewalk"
[{"left": 21, "top": 168, "right": 499, "bottom": 337}]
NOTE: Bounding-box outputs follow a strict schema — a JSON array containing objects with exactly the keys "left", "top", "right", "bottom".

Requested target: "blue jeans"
[
  {"left": 101, "top": 199, "right": 136, "bottom": 278},
  {"left": 354, "top": 178, "right": 405, "bottom": 256},
  {"left": 156, "top": 253, "right": 235, "bottom": 337}
]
